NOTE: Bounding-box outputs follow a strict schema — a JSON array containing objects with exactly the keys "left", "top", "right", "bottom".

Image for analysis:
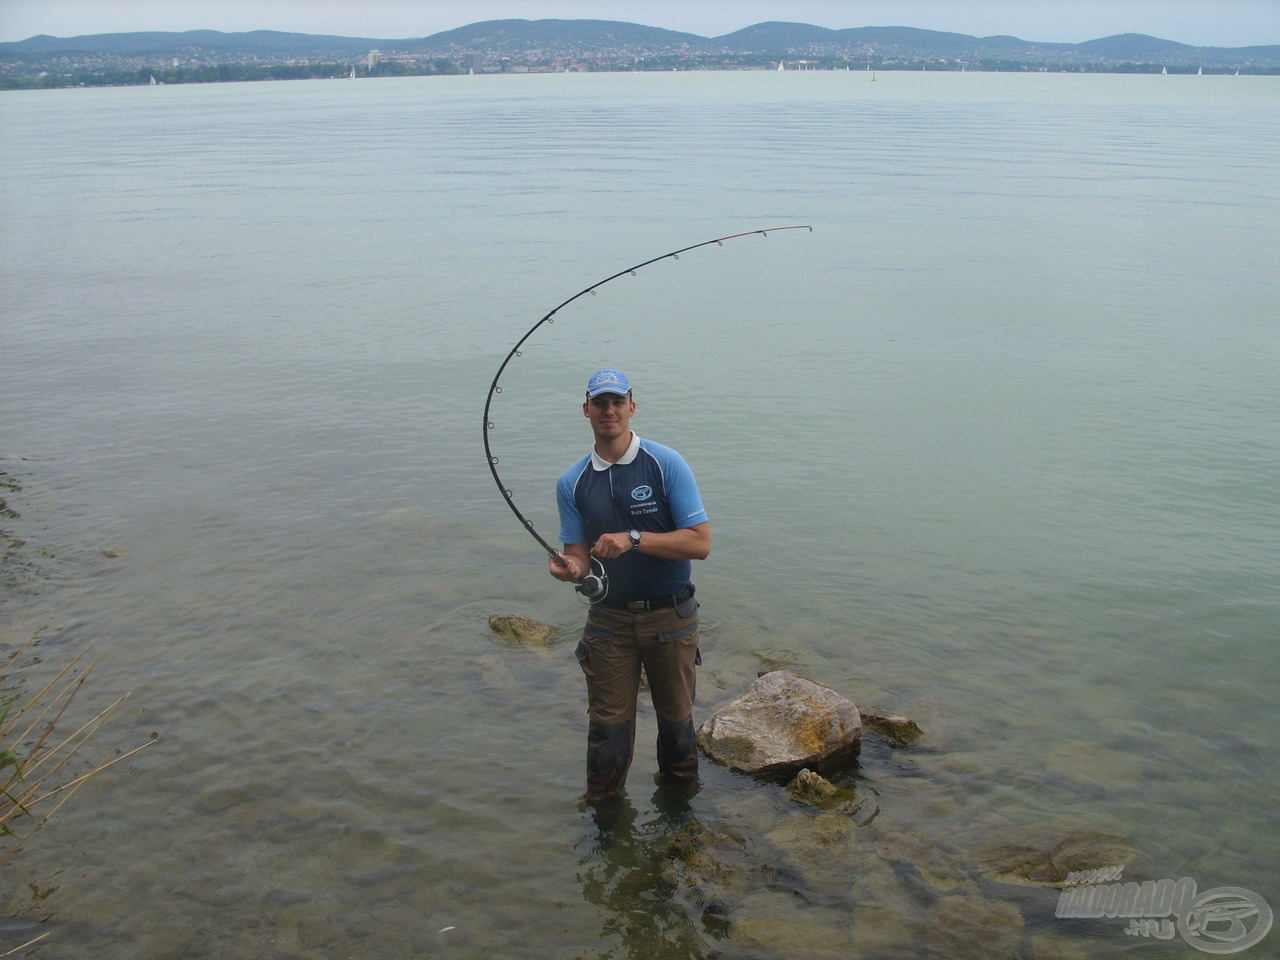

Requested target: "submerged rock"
[
  {"left": 487, "top": 613, "right": 559, "bottom": 647},
  {"left": 861, "top": 710, "right": 924, "bottom": 747},
  {"left": 852, "top": 904, "right": 915, "bottom": 954},
  {"left": 877, "top": 831, "right": 975, "bottom": 898},
  {"left": 751, "top": 646, "right": 803, "bottom": 675},
  {"left": 1029, "top": 934, "right": 1091, "bottom": 960},
  {"left": 784, "top": 769, "right": 861, "bottom": 814},
  {"left": 974, "top": 827, "right": 1138, "bottom": 889},
  {"left": 766, "top": 811, "right": 864, "bottom": 895},
  {"left": 697, "top": 671, "right": 862, "bottom": 778},
  {"left": 732, "top": 904, "right": 854, "bottom": 960},
  {"left": 661, "top": 819, "right": 771, "bottom": 912},
  {"left": 1048, "top": 831, "right": 1138, "bottom": 878},
  {"left": 921, "top": 895, "right": 1025, "bottom": 960},
  {"left": 474, "top": 652, "right": 519, "bottom": 692}
]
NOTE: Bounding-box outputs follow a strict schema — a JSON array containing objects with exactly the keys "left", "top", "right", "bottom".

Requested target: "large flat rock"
[{"left": 697, "top": 671, "right": 862, "bottom": 778}]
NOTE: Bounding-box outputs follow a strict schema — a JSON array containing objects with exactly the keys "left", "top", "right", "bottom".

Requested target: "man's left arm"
[
  {"left": 635, "top": 522, "right": 711, "bottom": 560},
  {"left": 590, "top": 522, "right": 711, "bottom": 561}
]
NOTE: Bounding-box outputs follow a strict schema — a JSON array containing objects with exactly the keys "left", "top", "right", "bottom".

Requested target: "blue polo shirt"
[{"left": 556, "top": 434, "right": 708, "bottom": 602}]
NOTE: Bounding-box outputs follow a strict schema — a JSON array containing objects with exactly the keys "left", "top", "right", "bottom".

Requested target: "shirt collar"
[{"left": 590, "top": 432, "right": 640, "bottom": 470}]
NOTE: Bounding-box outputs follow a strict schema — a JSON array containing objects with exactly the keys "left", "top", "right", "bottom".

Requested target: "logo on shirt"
[{"left": 631, "top": 485, "right": 653, "bottom": 501}]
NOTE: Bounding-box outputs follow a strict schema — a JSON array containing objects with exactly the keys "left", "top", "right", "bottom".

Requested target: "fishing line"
[{"left": 482, "top": 226, "right": 812, "bottom": 595}]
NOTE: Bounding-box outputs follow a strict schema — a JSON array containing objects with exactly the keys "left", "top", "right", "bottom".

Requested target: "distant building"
[{"left": 367, "top": 50, "right": 380, "bottom": 70}]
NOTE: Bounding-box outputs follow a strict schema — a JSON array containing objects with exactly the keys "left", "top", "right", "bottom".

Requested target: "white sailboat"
[
  {"left": 349, "top": 66, "right": 356, "bottom": 79},
  {"left": 149, "top": 74, "right": 158, "bottom": 85},
  {"left": 1197, "top": 66, "right": 1203, "bottom": 76},
  {"left": 1161, "top": 66, "right": 1168, "bottom": 75},
  {"left": 776, "top": 60, "right": 784, "bottom": 72}
]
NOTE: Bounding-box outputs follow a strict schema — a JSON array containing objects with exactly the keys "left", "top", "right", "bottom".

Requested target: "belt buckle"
[{"left": 625, "top": 598, "right": 649, "bottom": 612}]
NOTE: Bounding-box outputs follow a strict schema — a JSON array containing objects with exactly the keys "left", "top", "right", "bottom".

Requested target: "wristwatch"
[{"left": 628, "top": 529, "right": 642, "bottom": 551}]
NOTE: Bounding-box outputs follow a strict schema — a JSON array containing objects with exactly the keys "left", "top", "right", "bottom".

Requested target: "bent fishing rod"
[{"left": 483, "top": 225, "right": 812, "bottom": 597}]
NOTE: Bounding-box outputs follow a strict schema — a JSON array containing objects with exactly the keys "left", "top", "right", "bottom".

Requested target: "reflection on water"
[{"left": 576, "top": 787, "right": 720, "bottom": 959}]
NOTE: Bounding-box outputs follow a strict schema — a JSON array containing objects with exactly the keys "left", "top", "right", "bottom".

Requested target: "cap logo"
[{"left": 586, "top": 369, "right": 632, "bottom": 398}]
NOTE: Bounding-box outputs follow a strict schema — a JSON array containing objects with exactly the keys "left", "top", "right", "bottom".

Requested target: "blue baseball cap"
[{"left": 586, "top": 369, "right": 632, "bottom": 398}]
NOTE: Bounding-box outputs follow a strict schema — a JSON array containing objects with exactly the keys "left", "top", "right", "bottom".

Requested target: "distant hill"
[
  {"left": 1075, "top": 34, "right": 1195, "bottom": 59},
  {"left": 1, "top": 29, "right": 384, "bottom": 59},
  {"left": 425, "top": 18, "right": 706, "bottom": 49},
  {"left": 709, "top": 23, "right": 1269, "bottom": 63},
  {"left": 713, "top": 21, "right": 842, "bottom": 49},
  {"left": 714, "top": 22, "right": 1018, "bottom": 55},
  {"left": 2, "top": 20, "right": 1276, "bottom": 68}
]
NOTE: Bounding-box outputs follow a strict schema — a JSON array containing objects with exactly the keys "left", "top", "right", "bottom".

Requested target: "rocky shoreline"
[{"left": 488, "top": 611, "right": 1137, "bottom": 958}]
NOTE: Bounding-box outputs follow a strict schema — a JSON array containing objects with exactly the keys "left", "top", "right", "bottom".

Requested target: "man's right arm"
[
  {"left": 552, "top": 462, "right": 591, "bottom": 583},
  {"left": 549, "top": 542, "right": 590, "bottom": 583}
]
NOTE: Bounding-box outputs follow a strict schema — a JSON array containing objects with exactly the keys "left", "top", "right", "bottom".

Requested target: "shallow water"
[{"left": 2, "top": 71, "right": 1278, "bottom": 958}]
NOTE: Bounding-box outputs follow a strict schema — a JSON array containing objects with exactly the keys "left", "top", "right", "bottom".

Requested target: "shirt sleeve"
[
  {"left": 660, "top": 448, "right": 709, "bottom": 529},
  {"left": 556, "top": 464, "right": 587, "bottom": 544}
]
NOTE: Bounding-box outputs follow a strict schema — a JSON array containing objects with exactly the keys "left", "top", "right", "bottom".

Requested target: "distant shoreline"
[
  {"left": 5, "top": 61, "right": 1279, "bottom": 92},
  {"left": 3, "top": 22, "right": 1278, "bottom": 90}
]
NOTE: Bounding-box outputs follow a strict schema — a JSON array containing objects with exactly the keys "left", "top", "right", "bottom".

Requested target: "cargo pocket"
[{"left": 576, "top": 624, "right": 613, "bottom": 677}]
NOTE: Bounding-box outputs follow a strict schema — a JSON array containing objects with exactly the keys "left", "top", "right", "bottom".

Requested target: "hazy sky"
[{"left": 1, "top": 0, "right": 1277, "bottom": 48}]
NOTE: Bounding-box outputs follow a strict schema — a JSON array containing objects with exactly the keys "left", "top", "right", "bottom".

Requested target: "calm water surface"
[{"left": 2, "top": 71, "right": 1278, "bottom": 958}]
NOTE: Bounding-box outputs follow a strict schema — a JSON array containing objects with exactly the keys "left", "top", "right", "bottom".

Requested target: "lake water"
[{"left": 2, "top": 70, "right": 1278, "bottom": 959}]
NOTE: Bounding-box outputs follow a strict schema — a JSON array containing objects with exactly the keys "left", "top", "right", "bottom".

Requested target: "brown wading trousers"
[{"left": 575, "top": 591, "right": 700, "bottom": 801}]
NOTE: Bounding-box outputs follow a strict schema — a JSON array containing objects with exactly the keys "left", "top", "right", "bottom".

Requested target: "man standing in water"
[{"left": 549, "top": 369, "right": 711, "bottom": 803}]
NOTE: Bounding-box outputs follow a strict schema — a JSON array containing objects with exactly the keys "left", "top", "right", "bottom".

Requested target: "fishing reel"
[{"left": 575, "top": 556, "right": 609, "bottom": 602}]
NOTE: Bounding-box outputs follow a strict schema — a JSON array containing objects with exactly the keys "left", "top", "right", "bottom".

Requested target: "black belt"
[{"left": 596, "top": 584, "right": 694, "bottom": 612}]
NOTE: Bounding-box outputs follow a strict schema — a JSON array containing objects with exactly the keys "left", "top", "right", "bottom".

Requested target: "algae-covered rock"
[
  {"left": 974, "top": 841, "right": 1061, "bottom": 888},
  {"left": 661, "top": 819, "right": 771, "bottom": 912},
  {"left": 697, "top": 671, "right": 862, "bottom": 778},
  {"left": 894, "top": 697, "right": 948, "bottom": 749},
  {"left": 487, "top": 614, "right": 559, "bottom": 647},
  {"left": 876, "top": 831, "right": 974, "bottom": 897},
  {"left": 785, "top": 769, "right": 862, "bottom": 814},
  {"left": 861, "top": 711, "right": 924, "bottom": 747},
  {"left": 973, "top": 827, "right": 1137, "bottom": 889},
  {"left": 733, "top": 911, "right": 855, "bottom": 960},
  {"left": 852, "top": 904, "right": 914, "bottom": 954},
  {"left": 921, "top": 895, "right": 1025, "bottom": 960},
  {"left": 1030, "top": 933, "right": 1091, "bottom": 960},
  {"left": 1047, "top": 831, "right": 1138, "bottom": 879},
  {"left": 766, "top": 811, "right": 863, "bottom": 895},
  {"left": 750, "top": 645, "right": 803, "bottom": 676}
]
